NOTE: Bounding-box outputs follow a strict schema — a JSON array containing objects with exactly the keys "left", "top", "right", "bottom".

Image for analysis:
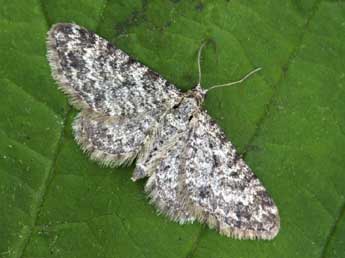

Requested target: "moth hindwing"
[{"left": 47, "top": 23, "right": 280, "bottom": 240}]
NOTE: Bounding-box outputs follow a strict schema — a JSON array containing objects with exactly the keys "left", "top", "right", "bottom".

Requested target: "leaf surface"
[{"left": 0, "top": 1, "right": 344, "bottom": 258}]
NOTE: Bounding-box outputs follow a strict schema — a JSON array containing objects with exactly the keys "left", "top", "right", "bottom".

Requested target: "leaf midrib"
[
  {"left": 320, "top": 202, "right": 345, "bottom": 258},
  {"left": 14, "top": 103, "right": 71, "bottom": 258}
]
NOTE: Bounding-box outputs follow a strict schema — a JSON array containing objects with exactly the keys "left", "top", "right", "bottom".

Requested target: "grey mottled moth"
[{"left": 47, "top": 23, "right": 280, "bottom": 240}]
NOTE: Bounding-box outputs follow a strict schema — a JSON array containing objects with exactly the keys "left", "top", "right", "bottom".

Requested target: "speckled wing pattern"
[
  {"left": 47, "top": 23, "right": 280, "bottom": 240},
  {"left": 73, "top": 112, "right": 157, "bottom": 166},
  {"left": 138, "top": 97, "right": 199, "bottom": 223},
  {"left": 184, "top": 112, "right": 280, "bottom": 239},
  {"left": 47, "top": 23, "right": 182, "bottom": 165}
]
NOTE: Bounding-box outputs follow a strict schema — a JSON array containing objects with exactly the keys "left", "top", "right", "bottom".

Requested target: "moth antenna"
[
  {"left": 206, "top": 67, "right": 262, "bottom": 92},
  {"left": 197, "top": 41, "right": 208, "bottom": 86}
]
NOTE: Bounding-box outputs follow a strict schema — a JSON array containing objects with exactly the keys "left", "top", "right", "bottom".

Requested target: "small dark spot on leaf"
[
  {"left": 195, "top": 2, "right": 204, "bottom": 11},
  {"left": 246, "top": 144, "right": 261, "bottom": 153},
  {"left": 164, "top": 20, "right": 172, "bottom": 28},
  {"left": 115, "top": 9, "right": 147, "bottom": 36}
]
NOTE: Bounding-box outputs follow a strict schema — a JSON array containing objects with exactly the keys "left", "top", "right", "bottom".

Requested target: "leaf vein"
[
  {"left": 243, "top": 0, "right": 323, "bottom": 156},
  {"left": 320, "top": 200, "right": 345, "bottom": 258},
  {"left": 16, "top": 105, "right": 71, "bottom": 258}
]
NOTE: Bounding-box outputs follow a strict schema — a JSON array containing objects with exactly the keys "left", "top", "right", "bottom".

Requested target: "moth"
[{"left": 47, "top": 23, "right": 280, "bottom": 240}]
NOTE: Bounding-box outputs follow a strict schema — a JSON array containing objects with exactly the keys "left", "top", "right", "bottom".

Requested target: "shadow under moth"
[{"left": 47, "top": 23, "right": 280, "bottom": 240}]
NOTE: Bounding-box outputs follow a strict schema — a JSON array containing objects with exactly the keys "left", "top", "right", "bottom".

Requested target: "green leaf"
[{"left": 0, "top": 1, "right": 344, "bottom": 258}]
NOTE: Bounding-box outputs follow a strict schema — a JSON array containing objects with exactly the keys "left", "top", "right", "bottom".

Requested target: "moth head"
[{"left": 191, "top": 84, "right": 207, "bottom": 104}]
